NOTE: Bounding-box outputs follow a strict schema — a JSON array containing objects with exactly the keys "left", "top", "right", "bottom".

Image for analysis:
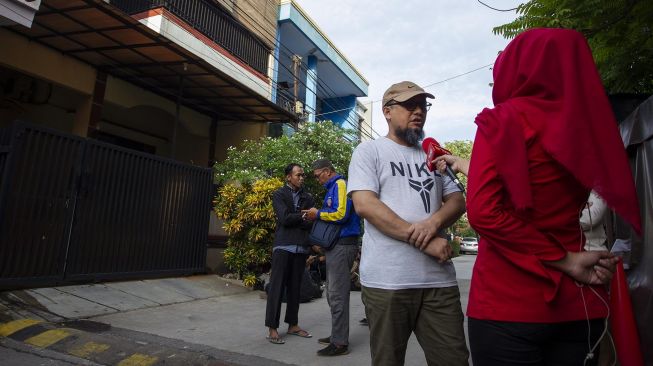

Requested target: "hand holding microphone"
[
  {"left": 434, "top": 155, "right": 470, "bottom": 176},
  {"left": 421, "top": 137, "right": 467, "bottom": 192}
]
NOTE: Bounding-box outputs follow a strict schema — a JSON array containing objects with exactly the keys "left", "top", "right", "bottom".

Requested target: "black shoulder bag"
[{"left": 309, "top": 220, "right": 341, "bottom": 250}]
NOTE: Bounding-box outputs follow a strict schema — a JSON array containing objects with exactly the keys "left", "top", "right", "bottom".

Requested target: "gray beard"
[{"left": 396, "top": 127, "right": 424, "bottom": 147}]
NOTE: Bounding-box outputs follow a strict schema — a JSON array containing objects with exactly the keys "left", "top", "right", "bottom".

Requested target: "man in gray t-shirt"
[{"left": 347, "top": 81, "right": 469, "bottom": 366}]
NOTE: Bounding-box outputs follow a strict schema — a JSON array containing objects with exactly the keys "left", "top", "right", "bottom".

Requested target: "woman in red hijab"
[{"left": 436, "top": 28, "right": 641, "bottom": 365}]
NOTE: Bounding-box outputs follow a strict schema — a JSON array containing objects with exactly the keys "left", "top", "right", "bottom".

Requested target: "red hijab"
[{"left": 475, "top": 28, "right": 641, "bottom": 234}]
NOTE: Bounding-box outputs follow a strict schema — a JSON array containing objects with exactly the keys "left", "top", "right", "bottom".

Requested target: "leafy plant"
[
  {"left": 457, "top": 224, "right": 478, "bottom": 239},
  {"left": 493, "top": 0, "right": 653, "bottom": 94},
  {"left": 214, "top": 121, "right": 356, "bottom": 197},
  {"left": 214, "top": 178, "right": 283, "bottom": 282},
  {"left": 450, "top": 237, "right": 461, "bottom": 257},
  {"left": 213, "top": 121, "right": 357, "bottom": 286},
  {"left": 443, "top": 140, "right": 473, "bottom": 188},
  {"left": 243, "top": 273, "right": 258, "bottom": 288},
  {"left": 443, "top": 140, "right": 476, "bottom": 238}
]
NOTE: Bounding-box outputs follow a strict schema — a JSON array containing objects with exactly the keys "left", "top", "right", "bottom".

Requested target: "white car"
[{"left": 460, "top": 237, "right": 479, "bottom": 254}]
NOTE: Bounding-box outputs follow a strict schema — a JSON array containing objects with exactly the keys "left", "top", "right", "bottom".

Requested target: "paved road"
[
  {"left": 1, "top": 256, "right": 477, "bottom": 366},
  {"left": 1, "top": 337, "right": 101, "bottom": 366},
  {"left": 91, "top": 255, "right": 477, "bottom": 366},
  {"left": 454, "top": 253, "right": 477, "bottom": 280}
]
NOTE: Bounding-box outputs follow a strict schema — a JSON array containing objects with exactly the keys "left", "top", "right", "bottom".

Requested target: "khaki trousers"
[{"left": 362, "top": 285, "right": 469, "bottom": 366}]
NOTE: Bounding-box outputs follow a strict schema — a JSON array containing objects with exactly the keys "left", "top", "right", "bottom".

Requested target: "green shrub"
[
  {"left": 450, "top": 237, "right": 461, "bottom": 258},
  {"left": 212, "top": 121, "right": 357, "bottom": 286},
  {"left": 214, "top": 121, "right": 356, "bottom": 197},
  {"left": 214, "top": 178, "right": 283, "bottom": 282}
]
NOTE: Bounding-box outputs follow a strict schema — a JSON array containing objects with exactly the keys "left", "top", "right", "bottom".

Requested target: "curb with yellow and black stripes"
[{"left": 0, "top": 317, "right": 225, "bottom": 365}]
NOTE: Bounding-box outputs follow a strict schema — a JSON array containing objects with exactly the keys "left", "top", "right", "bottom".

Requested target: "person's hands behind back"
[{"left": 548, "top": 251, "right": 619, "bottom": 285}]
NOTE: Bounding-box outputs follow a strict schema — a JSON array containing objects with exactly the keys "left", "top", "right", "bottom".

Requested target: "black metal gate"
[{"left": 0, "top": 122, "right": 212, "bottom": 290}]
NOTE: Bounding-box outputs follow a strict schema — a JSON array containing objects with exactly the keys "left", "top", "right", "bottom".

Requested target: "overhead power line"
[
  {"left": 423, "top": 63, "right": 494, "bottom": 88},
  {"left": 229, "top": 3, "right": 379, "bottom": 138},
  {"left": 181, "top": 0, "right": 381, "bottom": 140},
  {"left": 219, "top": 0, "right": 387, "bottom": 139},
  {"left": 476, "top": 0, "right": 520, "bottom": 12},
  {"left": 315, "top": 62, "right": 495, "bottom": 118}
]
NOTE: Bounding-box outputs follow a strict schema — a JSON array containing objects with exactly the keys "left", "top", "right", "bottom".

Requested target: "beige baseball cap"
[{"left": 382, "top": 81, "right": 434, "bottom": 107}]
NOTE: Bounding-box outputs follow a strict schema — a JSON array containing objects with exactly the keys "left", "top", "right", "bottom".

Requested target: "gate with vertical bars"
[{"left": 0, "top": 122, "right": 212, "bottom": 290}]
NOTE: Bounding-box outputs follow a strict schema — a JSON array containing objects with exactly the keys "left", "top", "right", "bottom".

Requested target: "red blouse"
[{"left": 466, "top": 122, "right": 609, "bottom": 323}]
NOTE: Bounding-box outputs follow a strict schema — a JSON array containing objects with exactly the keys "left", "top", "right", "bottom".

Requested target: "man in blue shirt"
[{"left": 303, "top": 159, "right": 361, "bottom": 356}]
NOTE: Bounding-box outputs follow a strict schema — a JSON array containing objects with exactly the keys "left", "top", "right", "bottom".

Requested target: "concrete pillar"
[
  {"left": 305, "top": 55, "right": 317, "bottom": 123},
  {"left": 73, "top": 71, "right": 106, "bottom": 138},
  {"left": 208, "top": 117, "right": 217, "bottom": 167},
  {"left": 72, "top": 96, "right": 92, "bottom": 137},
  {"left": 172, "top": 75, "right": 184, "bottom": 159}
]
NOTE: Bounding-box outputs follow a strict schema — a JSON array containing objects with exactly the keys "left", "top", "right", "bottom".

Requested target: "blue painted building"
[{"left": 273, "top": 0, "right": 369, "bottom": 140}]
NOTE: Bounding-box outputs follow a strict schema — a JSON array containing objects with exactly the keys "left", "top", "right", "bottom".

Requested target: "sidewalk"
[
  {"left": 1, "top": 256, "right": 475, "bottom": 365},
  {"left": 1, "top": 276, "right": 287, "bottom": 365}
]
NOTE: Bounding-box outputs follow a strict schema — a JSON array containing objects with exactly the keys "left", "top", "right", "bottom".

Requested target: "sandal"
[
  {"left": 266, "top": 335, "right": 285, "bottom": 344},
  {"left": 287, "top": 329, "right": 312, "bottom": 338}
]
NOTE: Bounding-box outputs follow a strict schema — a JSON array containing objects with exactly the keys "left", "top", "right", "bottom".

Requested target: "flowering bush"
[
  {"left": 213, "top": 121, "right": 357, "bottom": 287},
  {"left": 214, "top": 121, "right": 356, "bottom": 196},
  {"left": 214, "top": 178, "right": 282, "bottom": 282}
]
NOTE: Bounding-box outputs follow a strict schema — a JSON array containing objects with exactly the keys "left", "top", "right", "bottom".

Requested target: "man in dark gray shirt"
[{"left": 265, "top": 163, "right": 314, "bottom": 344}]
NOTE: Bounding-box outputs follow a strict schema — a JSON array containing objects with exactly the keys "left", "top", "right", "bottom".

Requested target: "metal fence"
[
  {"left": 0, "top": 123, "right": 212, "bottom": 289},
  {"left": 111, "top": 0, "right": 270, "bottom": 75}
]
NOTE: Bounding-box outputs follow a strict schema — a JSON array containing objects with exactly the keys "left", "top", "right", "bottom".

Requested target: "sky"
[{"left": 293, "top": 0, "right": 523, "bottom": 142}]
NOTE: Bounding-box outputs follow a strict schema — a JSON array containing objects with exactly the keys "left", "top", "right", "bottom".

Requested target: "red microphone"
[
  {"left": 422, "top": 137, "right": 452, "bottom": 171},
  {"left": 422, "top": 137, "right": 465, "bottom": 192}
]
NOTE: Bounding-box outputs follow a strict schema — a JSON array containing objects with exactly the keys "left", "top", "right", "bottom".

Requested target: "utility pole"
[
  {"left": 292, "top": 55, "right": 301, "bottom": 104},
  {"left": 291, "top": 55, "right": 302, "bottom": 129}
]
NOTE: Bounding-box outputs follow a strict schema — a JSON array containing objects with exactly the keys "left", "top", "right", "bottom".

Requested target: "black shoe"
[
  {"left": 317, "top": 336, "right": 330, "bottom": 345},
  {"left": 317, "top": 343, "right": 349, "bottom": 356},
  {"left": 359, "top": 318, "right": 368, "bottom": 326}
]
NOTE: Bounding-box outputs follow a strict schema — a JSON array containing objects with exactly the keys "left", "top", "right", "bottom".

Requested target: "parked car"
[{"left": 460, "top": 237, "right": 479, "bottom": 254}]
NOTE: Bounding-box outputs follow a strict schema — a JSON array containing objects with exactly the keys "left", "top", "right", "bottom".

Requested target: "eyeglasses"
[
  {"left": 313, "top": 169, "right": 327, "bottom": 179},
  {"left": 386, "top": 99, "right": 432, "bottom": 112}
]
